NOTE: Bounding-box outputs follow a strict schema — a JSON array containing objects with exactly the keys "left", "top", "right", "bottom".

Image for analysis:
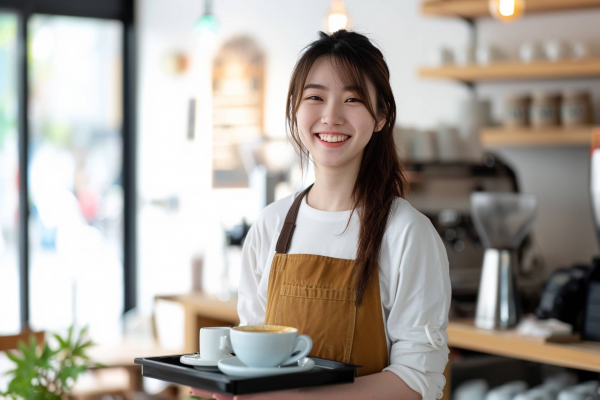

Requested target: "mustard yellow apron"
[{"left": 264, "top": 185, "right": 389, "bottom": 376}]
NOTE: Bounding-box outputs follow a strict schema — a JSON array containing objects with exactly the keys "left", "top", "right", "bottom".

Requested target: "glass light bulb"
[
  {"left": 328, "top": 13, "right": 347, "bottom": 33},
  {"left": 499, "top": 0, "right": 515, "bottom": 16},
  {"left": 195, "top": 14, "right": 219, "bottom": 34},
  {"left": 489, "top": 0, "right": 525, "bottom": 23}
]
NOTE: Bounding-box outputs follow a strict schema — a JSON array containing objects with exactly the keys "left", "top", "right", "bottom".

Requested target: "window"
[
  {"left": 0, "top": 12, "right": 20, "bottom": 334},
  {"left": 0, "top": 0, "right": 135, "bottom": 341},
  {"left": 27, "top": 15, "right": 125, "bottom": 343}
]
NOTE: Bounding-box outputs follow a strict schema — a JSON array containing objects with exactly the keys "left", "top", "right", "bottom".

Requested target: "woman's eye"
[
  {"left": 346, "top": 98, "right": 362, "bottom": 103},
  {"left": 306, "top": 95, "right": 322, "bottom": 101}
]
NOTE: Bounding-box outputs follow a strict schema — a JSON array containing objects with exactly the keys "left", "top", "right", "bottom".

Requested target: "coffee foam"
[{"left": 234, "top": 325, "right": 297, "bottom": 333}]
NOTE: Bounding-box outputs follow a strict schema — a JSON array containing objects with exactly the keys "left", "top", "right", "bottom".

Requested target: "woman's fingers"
[
  {"left": 189, "top": 388, "right": 235, "bottom": 400},
  {"left": 189, "top": 387, "right": 214, "bottom": 397},
  {"left": 211, "top": 393, "right": 234, "bottom": 400}
]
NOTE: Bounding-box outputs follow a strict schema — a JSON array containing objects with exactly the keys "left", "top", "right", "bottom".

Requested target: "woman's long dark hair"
[{"left": 286, "top": 30, "right": 408, "bottom": 306}]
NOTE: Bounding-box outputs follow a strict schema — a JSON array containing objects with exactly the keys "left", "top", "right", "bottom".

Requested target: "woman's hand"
[
  {"left": 190, "top": 371, "right": 416, "bottom": 400},
  {"left": 190, "top": 388, "right": 300, "bottom": 400},
  {"left": 189, "top": 387, "right": 233, "bottom": 400}
]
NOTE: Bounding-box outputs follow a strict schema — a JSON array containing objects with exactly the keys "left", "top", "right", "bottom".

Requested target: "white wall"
[{"left": 136, "top": 0, "right": 600, "bottom": 306}]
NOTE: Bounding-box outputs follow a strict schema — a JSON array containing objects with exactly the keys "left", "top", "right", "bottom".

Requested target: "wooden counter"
[
  {"left": 448, "top": 320, "right": 600, "bottom": 373},
  {"left": 155, "top": 293, "right": 239, "bottom": 354}
]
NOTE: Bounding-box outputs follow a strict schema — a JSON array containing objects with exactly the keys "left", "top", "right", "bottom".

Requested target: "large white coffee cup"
[
  {"left": 200, "top": 327, "right": 232, "bottom": 361},
  {"left": 230, "top": 325, "right": 312, "bottom": 368}
]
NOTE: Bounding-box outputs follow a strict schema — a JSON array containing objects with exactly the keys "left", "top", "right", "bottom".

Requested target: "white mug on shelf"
[
  {"left": 543, "top": 40, "right": 569, "bottom": 62},
  {"left": 455, "top": 45, "right": 476, "bottom": 66},
  {"left": 476, "top": 44, "right": 506, "bottom": 65},
  {"left": 428, "top": 46, "right": 455, "bottom": 66},
  {"left": 519, "top": 42, "right": 545, "bottom": 63},
  {"left": 570, "top": 41, "right": 589, "bottom": 60}
]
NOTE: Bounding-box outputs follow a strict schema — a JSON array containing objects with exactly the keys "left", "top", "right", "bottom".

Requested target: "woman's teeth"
[{"left": 317, "top": 134, "right": 349, "bottom": 143}]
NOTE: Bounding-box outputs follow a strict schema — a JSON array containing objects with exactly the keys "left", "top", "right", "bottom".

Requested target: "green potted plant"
[{"left": 1, "top": 325, "right": 102, "bottom": 399}]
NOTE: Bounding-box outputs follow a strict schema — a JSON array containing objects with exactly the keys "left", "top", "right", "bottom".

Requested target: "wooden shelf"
[
  {"left": 419, "top": 58, "right": 600, "bottom": 82},
  {"left": 422, "top": 0, "right": 600, "bottom": 18},
  {"left": 448, "top": 320, "right": 600, "bottom": 372},
  {"left": 480, "top": 126, "right": 596, "bottom": 147}
]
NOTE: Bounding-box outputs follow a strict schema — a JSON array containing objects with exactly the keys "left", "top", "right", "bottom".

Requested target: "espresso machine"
[{"left": 406, "top": 153, "right": 544, "bottom": 318}]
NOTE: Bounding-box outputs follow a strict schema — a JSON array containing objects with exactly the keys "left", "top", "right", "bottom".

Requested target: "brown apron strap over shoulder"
[{"left": 275, "top": 184, "right": 313, "bottom": 254}]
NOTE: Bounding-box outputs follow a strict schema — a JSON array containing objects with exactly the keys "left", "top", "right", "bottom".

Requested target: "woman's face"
[{"left": 296, "top": 56, "right": 384, "bottom": 170}]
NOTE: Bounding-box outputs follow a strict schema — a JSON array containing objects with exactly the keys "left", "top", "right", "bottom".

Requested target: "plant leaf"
[
  {"left": 66, "top": 325, "right": 73, "bottom": 348},
  {"left": 5, "top": 350, "right": 23, "bottom": 364},
  {"left": 52, "top": 333, "right": 67, "bottom": 349}
]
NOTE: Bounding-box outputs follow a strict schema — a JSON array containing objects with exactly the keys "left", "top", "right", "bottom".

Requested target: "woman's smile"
[{"left": 314, "top": 131, "right": 352, "bottom": 147}]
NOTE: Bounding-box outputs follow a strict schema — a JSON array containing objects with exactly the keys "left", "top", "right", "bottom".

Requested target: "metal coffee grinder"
[{"left": 471, "top": 192, "right": 538, "bottom": 329}]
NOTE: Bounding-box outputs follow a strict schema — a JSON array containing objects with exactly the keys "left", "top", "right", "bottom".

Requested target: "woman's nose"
[{"left": 321, "top": 102, "right": 345, "bottom": 126}]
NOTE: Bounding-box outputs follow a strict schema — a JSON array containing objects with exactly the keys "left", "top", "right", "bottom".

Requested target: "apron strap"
[{"left": 275, "top": 183, "right": 314, "bottom": 254}]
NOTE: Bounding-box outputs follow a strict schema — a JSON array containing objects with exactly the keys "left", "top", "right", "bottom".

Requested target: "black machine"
[
  {"left": 583, "top": 260, "right": 600, "bottom": 341},
  {"left": 535, "top": 264, "right": 594, "bottom": 332}
]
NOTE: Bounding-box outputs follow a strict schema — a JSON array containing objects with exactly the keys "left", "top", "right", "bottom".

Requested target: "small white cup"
[
  {"left": 543, "top": 40, "right": 569, "bottom": 62},
  {"left": 519, "top": 42, "right": 545, "bottom": 63},
  {"left": 230, "top": 325, "right": 312, "bottom": 368},
  {"left": 199, "top": 327, "right": 232, "bottom": 361},
  {"left": 429, "top": 46, "right": 455, "bottom": 66},
  {"left": 570, "top": 42, "right": 589, "bottom": 60},
  {"left": 455, "top": 45, "right": 476, "bottom": 66},
  {"left": 476, "top": 45, "right": 505, "bottom": 65}
]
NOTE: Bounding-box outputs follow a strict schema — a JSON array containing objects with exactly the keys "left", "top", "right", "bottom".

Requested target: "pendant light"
[
  {"left": 488, "top": 0, "right": 525, "bottom": 23},
  {"left": 195, "top": 0, "right": 219, "bottom": 34},
  {"left": 327, "top": 0, "right": 349, "bottom": 33}
]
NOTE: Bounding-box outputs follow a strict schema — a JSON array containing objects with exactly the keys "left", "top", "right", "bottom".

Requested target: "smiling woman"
[{"left": 193, "top": 30, "right": 451, "bottom": 400}]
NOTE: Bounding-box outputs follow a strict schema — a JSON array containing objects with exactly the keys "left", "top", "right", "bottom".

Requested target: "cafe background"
[{"left": 1, "top": 0, "right": 599, "bottom": 398}]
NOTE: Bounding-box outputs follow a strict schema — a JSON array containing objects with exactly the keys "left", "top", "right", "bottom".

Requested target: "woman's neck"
[{"left": 306, "top": 162, "right": 359, "bottom": 212}]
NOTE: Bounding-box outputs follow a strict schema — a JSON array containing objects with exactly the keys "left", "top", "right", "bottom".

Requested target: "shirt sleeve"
[
  {"left": 237, "top": 223, "right": 265, "bottom": 326},
  {"left": 382, "top": 215, "right": 451, "bottom": 400}
]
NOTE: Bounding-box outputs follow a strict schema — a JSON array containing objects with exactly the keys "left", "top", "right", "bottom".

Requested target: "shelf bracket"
[{"left": 460, "top": 17, "right": 477, "bottom": 50}]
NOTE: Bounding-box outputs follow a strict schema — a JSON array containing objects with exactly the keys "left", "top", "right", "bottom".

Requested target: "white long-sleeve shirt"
[{"left": 237, "top": 192, "right": 451, "bottom": 400}]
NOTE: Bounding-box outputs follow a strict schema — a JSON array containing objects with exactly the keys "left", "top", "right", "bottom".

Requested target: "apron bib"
[{"left": 264, "top": 185, "right": 388, "bottom": 376}]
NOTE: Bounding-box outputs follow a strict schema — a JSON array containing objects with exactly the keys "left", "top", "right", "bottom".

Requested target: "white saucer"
[
  {"left": 180, "top": 353, "right": 234, "bottom": 368},
  {"left": 217, "top": 356, "right": 315, "bottom": 378},
  {"left": 192, "top": 365, "right": 220, "bottom": 371}
]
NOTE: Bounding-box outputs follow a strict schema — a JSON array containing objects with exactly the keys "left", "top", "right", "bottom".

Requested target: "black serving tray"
[{"left": 134, "top": 354, "right": 360, "bottom": 395}]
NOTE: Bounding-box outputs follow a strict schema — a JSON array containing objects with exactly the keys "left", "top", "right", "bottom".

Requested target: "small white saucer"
[
  {"left": 218, "top": 356, "right": 315, "bottom": 378},
  {"left": 180, "top": 353, "right": 234, "bottom": 368}
]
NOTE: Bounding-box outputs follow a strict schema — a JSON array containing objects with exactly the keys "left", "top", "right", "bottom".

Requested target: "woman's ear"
[{"left": 374, "top": 117, "right": 386, "bottom": 133}]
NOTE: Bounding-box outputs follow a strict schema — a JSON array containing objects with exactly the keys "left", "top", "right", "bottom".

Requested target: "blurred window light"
[
  {"left": 0, "top": 12, "right": 20, "bottom": 335},
  {"left": 27, "top": 14, "right": 124, "bottom": 345}
]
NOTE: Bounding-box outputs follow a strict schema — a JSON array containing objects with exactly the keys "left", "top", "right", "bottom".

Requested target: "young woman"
[{"left": 192, "top": 30, "right": 451, "bottom": 400}]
